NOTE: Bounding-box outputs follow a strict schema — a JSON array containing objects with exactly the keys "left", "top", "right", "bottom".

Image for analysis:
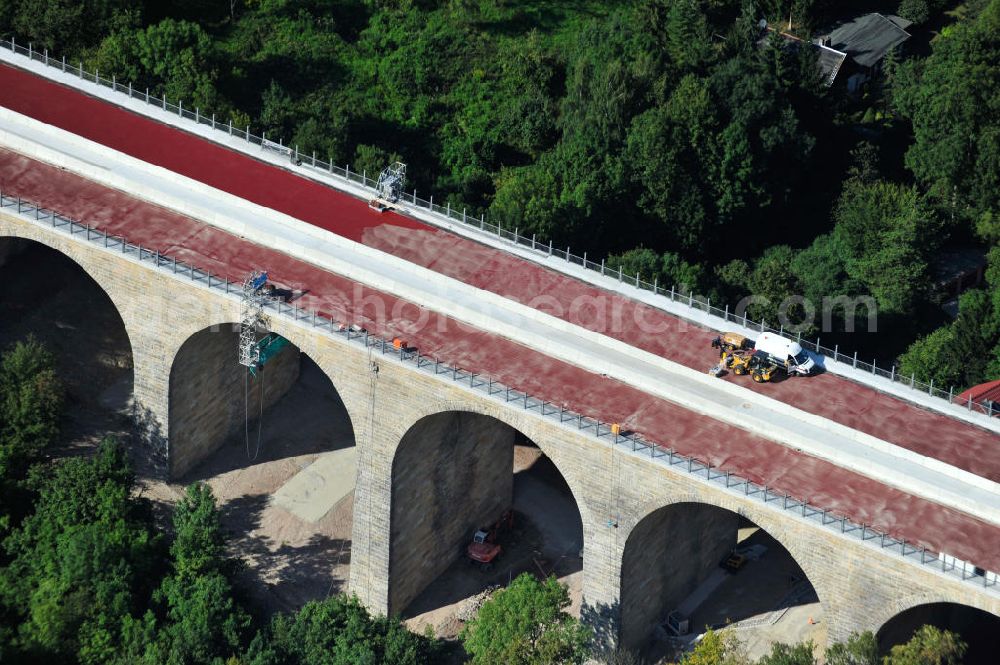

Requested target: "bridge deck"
[
  {"left": 2, "top": 146, "right": 999, "bottom": 571},
  {"left": 0, "top": 62, "right": 995, "bottom": 486}
]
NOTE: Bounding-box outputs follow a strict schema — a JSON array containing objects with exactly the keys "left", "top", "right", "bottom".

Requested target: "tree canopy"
[{"left": 460, "top": 573, "right": 590, "bottom": 665}]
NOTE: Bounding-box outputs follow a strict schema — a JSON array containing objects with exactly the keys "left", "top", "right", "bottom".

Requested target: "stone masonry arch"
[
  {"left": 0, "top": 232, "right": 145, "bottom": 441},
  {"left": 384, "top": 400, "right": 591, "bottom": 615},
  {"left": 625, "top": 493, "right": 835, "bottom": 607},
  {"left": 618, "top": 495, "right": 832, "bottom": 651},
  {"left": 0, "top": 235, "right": 135, "bottom": 350},
  {"left": 875, "top": 599, "right": 1000, "bottom": 664},
  {"left": 166, "top": 319, "right": 364, "bottom": 479},
  {"left": 869, "top": 590, "right": 1000, "bottom": 642},
  {"left": 384, "top": 399, "right": 594, "bottom": 525}
]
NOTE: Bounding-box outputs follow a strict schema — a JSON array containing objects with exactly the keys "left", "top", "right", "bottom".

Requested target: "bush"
[
  {"left": 0, "top": 337, "right": 63, "bottom": 480},
  {"left": 461, "top": 573, "right": 590, "bottom": 665}
]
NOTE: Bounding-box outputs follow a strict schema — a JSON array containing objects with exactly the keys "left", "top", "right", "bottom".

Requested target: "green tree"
[
  {"left": 714, "top": 259, "right": 753, "bottom": 307},
  {"left": 680, "top": 628, "right": 749, "bottom": 665},
  {"left": 460, "top": 573, "right": 591, "bottom": 665},
  {"left": 0, "top": 337, "right": 63, "bottom": 482},
  {"left": 91, "top": 18, "right": 227, "bottom": 115},
  {"left": 898, "top": 326, "right": 960, "bottom": 390},
  {"left": 899, "top": 243, "right": 1000, "bottom": 390},
  {"left": 887, "top": 625, "right": 966, "bottom": 665},
  {"left": 245, "top": 594, "right": 440, "bottom": 665},
  {"left": 661, "top": 251, "right": 708, "bottom": 294},
  {"left": 169, "top": 483, "right": 228, "bottom": 580},
  {"left": 666, "top": 0, "right": 712, "bottom": 70},
  {"left": 626, "top": 75, "right": 715, "bottom": 251},
  {"left": 118, "top": 483, "right": 251, "bottom": 665},
  {"left": 757, "top": 641, "right": 816, "bottom": 665},
  {"left": 603, "top": 248, "right": 707, "bottom": 294},
  {"left": 746, "top": 245, "right": 806, "bottom": 328},
  {"left": 0, "top": 439, "right": 162, "bottom": 663},
  {"left": 847, "top": 142, "right": 881, "bottom": 185},
  {"left": 791, "top": 234, "right": 857, "bottom": 317},
  {"left": 894, "top": 0, "right": 1000, "bottom": 224},
  {"left": 603, "top": 248, "right": 661, "bottom": 284},
  {"left": 943, "top": 289, "right": 997, "bottom": 388},
  {"left": 824, "top": 630, "right": 878, "bottom": 665},
  {"left": 832, "top": 181, "right": 939, "bottom": 318},
  {"left": 5, "top": 0, "right": 136, "bottom": 54},
  {"left": 897, "top": 0, "right": 931, "bottom": 24}
]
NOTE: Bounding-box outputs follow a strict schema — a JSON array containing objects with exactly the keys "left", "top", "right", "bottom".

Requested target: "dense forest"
[{"left": 1, "top": 0, "right": 999, "bottom": 392}]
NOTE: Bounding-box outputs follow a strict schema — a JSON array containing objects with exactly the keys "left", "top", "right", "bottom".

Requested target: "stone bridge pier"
[{"left": 3, "top": 208, "right": 1000, "bottom": 655}]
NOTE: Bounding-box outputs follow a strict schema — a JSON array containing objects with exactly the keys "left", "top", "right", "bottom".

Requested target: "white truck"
[{"left": 752, "top": 332, "right": 816, "bottom": 376}]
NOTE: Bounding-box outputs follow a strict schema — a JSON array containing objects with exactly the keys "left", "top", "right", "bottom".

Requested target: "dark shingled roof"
[
  {"left": 761, "top": 29, "right": 847, "bottom": 86},
  {"left": 825, "top": 13, "right": 911, "bottom": 68}
]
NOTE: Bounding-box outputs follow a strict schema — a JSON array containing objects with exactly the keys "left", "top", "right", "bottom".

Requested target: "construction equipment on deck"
[
  {"left": 711, "top": 332, "right": 753, "bottom": 355},
  {"left": 717, "top": 348, "right": 779, "bottom": 383},
  {"left": 369, "top": 161, "right": 407, "bottom": 212},
  {"left": 711, "top": 332, "right": 813, "bottom": 383},
  {"left": 466, "top": 510, "right": 514, "bottom": 571},
  {"left": 238, "top": 270, "right": 291, "bottom": 376},
  {"left": 748, "top": 352, "right": 780, "bottom": 383},
  {"left": 239, "top": 270, "right": 271, "bottom": 369},
  {"left": 238, "top": 270, "right": 294, "bottom": 461}
]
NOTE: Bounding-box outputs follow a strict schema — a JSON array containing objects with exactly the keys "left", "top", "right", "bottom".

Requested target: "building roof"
[
  {"left": 958, "top": 380, "right": 1000, "bottom": 407},
  {"left": 816, "top": 43, "right": 849, "bottom": 85},
  {"left": 823, "top": 13, "right": 912, "bottom": 68},
  {"left": 762, "top": 29, "right": 847, "bottom": 86},
  {"left": 932, "top": 247, "right": 988, "bottom": 286}
]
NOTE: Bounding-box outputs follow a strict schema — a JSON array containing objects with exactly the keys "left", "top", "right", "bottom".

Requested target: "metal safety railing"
[
  {"left": 2, "top": 189, "right": 998, "bottom": 596},
  {"left": 0, "top": 36, "right": 991, "bottom": 422}
]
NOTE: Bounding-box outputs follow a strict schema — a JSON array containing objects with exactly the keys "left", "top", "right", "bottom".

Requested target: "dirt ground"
[
  {"left": 646, "top": 527, "right": 826, "bottom": 664},
  {"left": 140, "top": 356, "right": 357, "bottom": 615}
]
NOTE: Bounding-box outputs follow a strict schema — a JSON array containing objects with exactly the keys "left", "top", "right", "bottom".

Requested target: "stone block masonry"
[
  {"left": 389, "top": 411, "right": 515, "bottom": 613},
  {"left": 619, "top": 503, "right": 739, "bottom": 647},
  {"left": 168, "top": 325, "right": 300, "bottom": 478},
  {"left": 2, "top": 208, "right": 998, "bottom": 652}
]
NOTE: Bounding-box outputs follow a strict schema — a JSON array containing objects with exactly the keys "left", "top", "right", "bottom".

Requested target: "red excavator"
[{"left": 466, "top": 510, "right": 514, "bottom": 571}]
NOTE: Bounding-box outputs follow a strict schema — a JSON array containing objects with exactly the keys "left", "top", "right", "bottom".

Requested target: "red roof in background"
[{"left": 959, "top": 380, "right": 1000, "bottom": 404}]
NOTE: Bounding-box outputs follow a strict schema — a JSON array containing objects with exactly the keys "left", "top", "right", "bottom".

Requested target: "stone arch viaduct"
[
  {"left": 2, "top": 43, "right": 1000, "bottom": 655},
  {"left": 2, "top": 213, "right": 998, "bottom": 651}
]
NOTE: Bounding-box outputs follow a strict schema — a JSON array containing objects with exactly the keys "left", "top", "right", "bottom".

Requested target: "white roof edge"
[
  {"left": 2, "top": 47, "right": 996, "bottom": 436},
  {"left": 874, "top": 12, "right": 913, "bottom": 37}
]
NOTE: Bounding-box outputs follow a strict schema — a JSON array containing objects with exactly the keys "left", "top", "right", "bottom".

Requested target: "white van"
[{"left": 752, "top": 333, "right": 816, "bottom": 376}]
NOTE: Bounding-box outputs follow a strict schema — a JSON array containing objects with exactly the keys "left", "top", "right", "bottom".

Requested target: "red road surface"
[
  {"left": 1, "top": 62, "right": 996, "bottom": 486},
  {"left": 2, "top": 148, "right": 999, "bottom": 571}
]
